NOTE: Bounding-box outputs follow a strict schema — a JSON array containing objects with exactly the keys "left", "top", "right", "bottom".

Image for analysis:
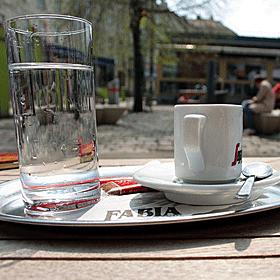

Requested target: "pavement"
[{"left": 1, "top": 105, "right": 280, "bottom": 159}]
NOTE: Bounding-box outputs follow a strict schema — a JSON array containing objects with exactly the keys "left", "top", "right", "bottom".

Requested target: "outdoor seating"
[
  {"left": 177, "top": 89, "right": 206, "bottom": 104},
  {"left": 254, "top": 109, "right": 280, "bottom": 134},
  {"left": 177, "top": 89, "right": 228, "bottom": 104},
  {"left": 96, "top": 104, "right": 128, "bottom": 125}
]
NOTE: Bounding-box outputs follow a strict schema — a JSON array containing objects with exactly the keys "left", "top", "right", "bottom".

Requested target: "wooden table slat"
[
  {"left": 1, "top": 237, "right": 280, "bottom": 259},
  {"left": 1, "top": 259, "right": 280, "bottom": 280}
]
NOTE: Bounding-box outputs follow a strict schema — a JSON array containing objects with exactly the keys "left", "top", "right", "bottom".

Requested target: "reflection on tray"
[{"left": 1, "top": 166, "right": 280, "bottom": 226}]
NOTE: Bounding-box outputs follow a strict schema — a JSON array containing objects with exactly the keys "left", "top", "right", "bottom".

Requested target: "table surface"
[{"left": 1, "top": 157, "right": 280, "bottom": 280}]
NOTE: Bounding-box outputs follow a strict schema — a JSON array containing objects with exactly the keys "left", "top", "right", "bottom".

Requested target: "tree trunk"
[
  {"left": 132, "top": 20, "right": 144, "bottom": 112},
  {"left": 130, "top": 1, "right": 144, "bottom": 112}
]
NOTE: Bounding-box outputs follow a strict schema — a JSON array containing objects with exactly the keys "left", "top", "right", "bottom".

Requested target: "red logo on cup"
[{"left": 231, "top": 143, "right": 242, "bottom": 166}]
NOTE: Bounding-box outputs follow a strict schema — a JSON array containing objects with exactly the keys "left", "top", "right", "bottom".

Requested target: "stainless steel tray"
[{"left": 1, "top": 179, "right": 280, "bottom": 227}]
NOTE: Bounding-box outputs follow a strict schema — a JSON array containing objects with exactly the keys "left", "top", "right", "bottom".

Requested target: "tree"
[
  {"left": 129, "top": 0, "right": 172, "bottom": 112},
  {"left": 46, "top": 0, "right": 226, "bottom": 112},
  {"left": 167, "top": 0, "right": 228, "bottom": 19},
  {"left": 129, "top": 0, "right": 146, "bottom": 112},
  {"left": 129, "top": 0, "right": 227, "bottom": 112}
]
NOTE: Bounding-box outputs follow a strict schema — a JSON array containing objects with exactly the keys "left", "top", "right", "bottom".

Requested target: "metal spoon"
[{"left": 235, "top": 162, "right": 273, "bottom": 199}]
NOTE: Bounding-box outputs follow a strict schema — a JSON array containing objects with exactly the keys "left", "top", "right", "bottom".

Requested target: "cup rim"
[{"left": 6, "top": 13, "right": 92, "bottom": 29}]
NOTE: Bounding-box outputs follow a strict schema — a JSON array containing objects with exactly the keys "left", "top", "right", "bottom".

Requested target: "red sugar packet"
[
  {"left": 98, "top": 162, "right": 160, "bottom": 196},
  {"left": 100, "top": 177, "right": 154, "bottom": 196},
  {"left": 0, "top": 152, "right": 18, "bottom": 170},
  {"left": 0, "top": 152, "right": 18, "bottom": 163}
]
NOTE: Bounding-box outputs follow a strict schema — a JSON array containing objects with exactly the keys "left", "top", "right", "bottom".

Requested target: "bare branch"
[{"left": 178, "top": 0, "right": 212, "bottom": 11}]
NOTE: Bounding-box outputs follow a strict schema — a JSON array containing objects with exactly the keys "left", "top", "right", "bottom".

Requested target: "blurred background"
[{"left": 1, "top": 0, "right": 280, "bottom": 159}]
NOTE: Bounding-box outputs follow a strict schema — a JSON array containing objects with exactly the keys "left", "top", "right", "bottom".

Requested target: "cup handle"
[{"left": 183, "top": 114, "right": 206, "bottom": 173}]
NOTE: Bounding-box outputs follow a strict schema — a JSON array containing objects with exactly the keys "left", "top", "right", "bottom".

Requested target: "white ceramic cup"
[{"left": 174, "top": 104, "right": 243, "bottom": 183}]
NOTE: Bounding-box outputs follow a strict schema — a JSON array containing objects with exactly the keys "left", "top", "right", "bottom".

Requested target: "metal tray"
[{"left": 1, "top": 179, "right": 280, "bottom": 227}]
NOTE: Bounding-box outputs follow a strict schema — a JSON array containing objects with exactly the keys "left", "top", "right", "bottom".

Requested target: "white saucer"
[{"left": 133, "top": 161, "right": 280, "bottom": 205}]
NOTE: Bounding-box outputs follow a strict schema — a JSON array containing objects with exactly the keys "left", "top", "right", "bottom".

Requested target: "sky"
[{"left": 166, "top": 0, "right": 280, "bottom": 38}]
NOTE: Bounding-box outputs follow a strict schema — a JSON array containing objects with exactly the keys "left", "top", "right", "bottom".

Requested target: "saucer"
[{"left": 133, "top": 161, "right": 280, "bottom": 205}]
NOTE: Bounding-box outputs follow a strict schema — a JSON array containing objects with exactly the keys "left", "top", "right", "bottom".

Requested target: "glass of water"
[{"left": 5, "top": 14, "right": 100, "bottom": 215}]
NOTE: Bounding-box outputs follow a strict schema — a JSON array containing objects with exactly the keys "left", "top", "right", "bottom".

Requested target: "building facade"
[{"left": 156, "top": 16, "right": 280, "bottom": 104}]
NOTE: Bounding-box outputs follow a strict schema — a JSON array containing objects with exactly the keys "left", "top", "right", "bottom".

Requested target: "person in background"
[
  {"left": 272, "top": 83, "right": 280, "bottom": 109},
  {"left": 242, "top": 75, "right": 275, "bottom": 135}
]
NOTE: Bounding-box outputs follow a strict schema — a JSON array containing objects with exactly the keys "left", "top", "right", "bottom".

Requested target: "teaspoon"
[{"left": 235, "top": 162, "right": 273, "bottom": 199}]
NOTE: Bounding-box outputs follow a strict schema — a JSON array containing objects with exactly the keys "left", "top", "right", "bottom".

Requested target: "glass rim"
[{"left": 6, "top": 13, "right": 92, "bottom": 28}]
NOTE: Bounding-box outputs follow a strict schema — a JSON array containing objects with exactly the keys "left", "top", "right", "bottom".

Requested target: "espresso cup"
[{"left": 174, "top": 104, "right": 243, "bottom": 183}]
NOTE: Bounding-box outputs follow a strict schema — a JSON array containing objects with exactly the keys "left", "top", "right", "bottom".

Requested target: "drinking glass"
[{"left": 5, "top": 14, "right": 100, "bottom": 215}]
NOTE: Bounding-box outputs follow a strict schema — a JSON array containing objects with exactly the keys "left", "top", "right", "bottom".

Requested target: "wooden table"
[{"left": 1, "top": 158, "right": 280, "bottom": 279}]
